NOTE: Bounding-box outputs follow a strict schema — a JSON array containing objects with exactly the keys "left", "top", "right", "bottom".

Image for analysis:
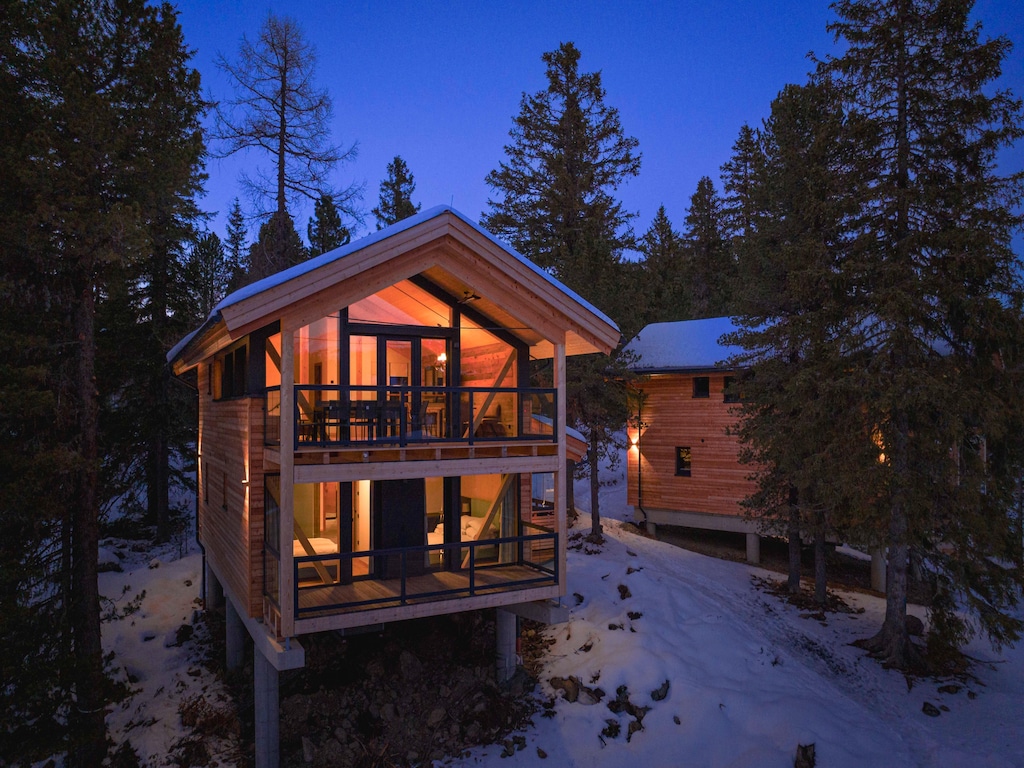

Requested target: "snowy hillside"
[{"left": 98, "top": 468, "right": 1024, "bottom": 768}]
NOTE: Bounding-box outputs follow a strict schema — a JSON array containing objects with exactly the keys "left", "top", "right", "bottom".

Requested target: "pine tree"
[
  {"left": 821, "top": 0, "right": 1024, "bottom": 668},
  {"left": 224, "top": 197, "right": 250, "bottom": 290},
  {"left": 720, "top": 123, "right": 765, "bottom": 298},
  {"left": 308, "top": 193, "right": 351, "bottom": 256},
  {"left": 638, "top": 205, "right": 687, "bottom": 324},
  {"left": 248, "top": 209, "right": 307, "bottom": 281},
  {"left": 373, "top": 155, "right": 421, "bottom": 229},
  {"left": 483, "top": 42, "right": 640, "bottom": 535},
  {"left": 0, "top": 0, "right": 206, "bottom": 760},
  {"left": 681, "top": 176, "right": 732, "bottom": 317},
  {"left": 0, "top": 6, "right": 76, "bottom": 758},
  {"left": 727, "top": 79, "right": 867, "bottom": 605},
  {"left": 214, "top": 14, "right": 360, "bottom": 220},
  {"left": 720, "top": 124, "right": 763, "bottom": 243},
  {"left": 114, "top": 0, "right": 206, "bottom": 544},
  {"left": 182, "top": 232, "right": 231, "bottom": 323}
]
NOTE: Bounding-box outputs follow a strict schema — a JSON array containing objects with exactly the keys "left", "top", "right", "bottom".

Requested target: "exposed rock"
[
  {"left": 922, "top": 701, "right": 941, "bottom": 717},
  {"left": 651, "top": 679, "right": 670, "bottom": 702},
  {"left": 399, "top": 649, "right": 423, "bottom": 680},
  {"left": 426, "top": 707, "right": 446, "bottom": 728},
  {"left": 550, "top": 675, "right": 580, "bottom": 703},
  {"left": 617, "top": 584, "right": 632, "bottom": 600},
  {"left": 550, "top": 675, "right": 604, "bottom": 705}
]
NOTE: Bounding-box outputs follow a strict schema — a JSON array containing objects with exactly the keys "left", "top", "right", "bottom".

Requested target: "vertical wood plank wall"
[
  {"left": 628, "top": 372, "right": 755, "bottom": 517},
  {"left": 197, "top": 364, "right": 264, "bottom": 619}
]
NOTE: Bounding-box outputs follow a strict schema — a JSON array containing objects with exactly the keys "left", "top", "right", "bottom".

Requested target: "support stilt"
[
  {"left": 495, "top": 608, "right": 517, "bottom": 683},
  {"left": 225, "top": 599, "right": 246, "bottom": 672},
  {"left": 254, "top": 649, "right": 280, "bottom": 768},
  {"left": 205, "top": 561, "right": 224, "bottom": 611},
  {"left": 746, "top": 532, "right": 761, "bottom": 564}
]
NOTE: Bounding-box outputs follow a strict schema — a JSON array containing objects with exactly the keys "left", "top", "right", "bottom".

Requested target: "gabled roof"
[
  {"left": 625, "top": 317, "right": 744, "bottom": 372},
  {"left": 170, "top": 206, "right": 620, "bottom": 372}
]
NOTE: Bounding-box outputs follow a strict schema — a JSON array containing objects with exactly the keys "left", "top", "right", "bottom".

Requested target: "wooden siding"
[
  {"left": 197, "top": 365, "right": 265, "bottom": 619},
  {"left": 627, "top": 372, "right": 755, "bottom": 518}
]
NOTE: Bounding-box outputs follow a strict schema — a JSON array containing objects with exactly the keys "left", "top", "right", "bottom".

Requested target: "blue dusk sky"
[{"left": 174, "top": 0, "right": 1024, "bottom": 255}]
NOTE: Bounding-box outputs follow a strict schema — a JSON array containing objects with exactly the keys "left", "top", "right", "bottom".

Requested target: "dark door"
[{"left": 373, "top": 479, "right": 426, "bottom": 579}]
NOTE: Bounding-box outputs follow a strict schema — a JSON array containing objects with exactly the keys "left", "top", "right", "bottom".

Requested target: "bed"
[
  {"left": 293, "top": 537, "right": 339, "bottom": 583},
  {"left": 426, "top": 515, "right": 498, "bottom": 545},
  {"left": 293, "top": 537, "right": 337, "bottom": 558}
]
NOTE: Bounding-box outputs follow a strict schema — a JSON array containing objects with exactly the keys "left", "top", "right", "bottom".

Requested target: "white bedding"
[
  {"left": 293, "top": 537, "right": 336, "bottom": 558},
  {"left": 426, "top": 515, "right": 497, "bottom": 545}
]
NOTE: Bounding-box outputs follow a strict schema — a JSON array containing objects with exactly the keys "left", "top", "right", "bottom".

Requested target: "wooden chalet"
[
  {"left": 624, "top": 318, "right": 764, "bottom": 562},
  {"left": 169, "top": 206, "right": 618, "bottom": 767}
]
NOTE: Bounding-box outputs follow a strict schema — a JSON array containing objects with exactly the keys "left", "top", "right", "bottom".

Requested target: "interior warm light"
[{"left": 437, "top": 352, "right": 447, "bottom": 365}]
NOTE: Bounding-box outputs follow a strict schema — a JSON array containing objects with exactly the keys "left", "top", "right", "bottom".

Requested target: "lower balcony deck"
[
  {"left": 263, "top": 532, "right": 559, "bottom": 636},
  {"left": 296, "top": 562, "right": 554, "bottom": 618}
]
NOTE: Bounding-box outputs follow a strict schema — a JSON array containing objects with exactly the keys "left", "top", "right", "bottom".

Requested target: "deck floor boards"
[{"left": 296, "top": 564, "right": 552, "bottom": 617}]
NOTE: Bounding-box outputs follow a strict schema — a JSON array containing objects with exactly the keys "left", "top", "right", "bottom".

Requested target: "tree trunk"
[
  {"left": 858, "top": 418, "right": 915, "bottom": 668},
  {"left": 814, "top": 509, "right": 827, "bottom": 607},
  {"left": 68, "top": 284, "right": 107, "bottom": 767},
  {"left": 148, "top": 364, "right": 171, "bottom": 542},
  {"left": 787, "top": 486, "right": 801, "bottom": 594},
  {"left": 277, "top": 62, "right": 288, "bottom": 218},
  {"left": 588, "top": 439, "right": 601, "bottom": 537}
]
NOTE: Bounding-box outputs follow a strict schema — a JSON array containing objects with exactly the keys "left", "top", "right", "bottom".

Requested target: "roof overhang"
[{"left": 171, "top": 207, "right": 619, "bottom": 373}]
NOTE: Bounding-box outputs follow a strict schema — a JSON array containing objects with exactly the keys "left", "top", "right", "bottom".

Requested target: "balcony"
[
  {"left": 262, "top": 525, "right": 557, "bottom": 626},
  {"left": 264, "top": 385, "right": 558, "bottom": 450}
]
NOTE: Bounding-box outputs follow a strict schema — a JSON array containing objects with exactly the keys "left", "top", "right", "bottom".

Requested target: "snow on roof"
[
  {"left": 625, "top": 317, "right": 745, "bottom": 371},
  {"left": 213, "top": 205, "right": 617, "bottom": 332},
  {"left": 165, "top": 324, "right": 203, "bottom": 364}
]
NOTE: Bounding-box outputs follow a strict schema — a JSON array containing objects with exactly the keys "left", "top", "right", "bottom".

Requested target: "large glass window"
[
  {"left": 294, "top": 482, "right": 341, "bottom": 585},
  {"left": 460, "top": 316, "right": 517, "bottom": 439},
  {"left": 294, "top": 313, "right": 340, "bottom": 389},
  {"left": 348, "top": 279, "right": 451, "bottom": 327}
]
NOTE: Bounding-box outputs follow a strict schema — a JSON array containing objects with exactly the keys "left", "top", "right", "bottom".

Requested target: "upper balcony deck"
[{"left": 265, "top": 384, "right": 558, "bottom": 451}]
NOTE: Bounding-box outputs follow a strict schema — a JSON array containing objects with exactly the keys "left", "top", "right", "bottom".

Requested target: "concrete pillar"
[
  {"left": 871, "top": 548, "right": 887, "bottom": 593},
  {"left": 205, "top": 561, "right": 224, "bottom": 611},
  {"left": 746, "top": 533, "right": 761, "bottom": 565},
  {"left": 646, "top": 521, "right": 658, "bottom": 539},
  {"left": 225, "top": 599, "right": 246, "bottom": 672},
  {"left": 495, "top": 608, "right": 517, "bottom": 683},
  {"left": 254, "top": 649, "right": 280, "bottom": 768}
]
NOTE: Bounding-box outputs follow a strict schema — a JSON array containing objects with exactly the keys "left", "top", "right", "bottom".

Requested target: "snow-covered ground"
[
  {"left": 99, "top": 540, "right": 239, "bottom": 766},
  {"left": 99, "top": 463, "right": 1024, "bottom": 767}
]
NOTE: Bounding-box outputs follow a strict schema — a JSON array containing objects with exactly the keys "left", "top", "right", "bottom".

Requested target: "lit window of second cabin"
[
  {"left": 692, "top": 376, "right": 710, "bottom": 398},
  {"left": 676, "top": 446, "right": 692, "bottom": 476}
]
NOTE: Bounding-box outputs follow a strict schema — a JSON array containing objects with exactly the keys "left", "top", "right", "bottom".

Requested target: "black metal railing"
[
  {"left": 291, "top": 530, "right": 558, "bottom": 619},
  {"left": 264, "top": 384, "right": 558, "bottom": 449}
]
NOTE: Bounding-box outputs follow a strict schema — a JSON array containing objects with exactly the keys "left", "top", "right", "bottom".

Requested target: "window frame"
[
  {"left": 675, "top": 446, "right": 692, "bottom": 477},
  {"left": 692, "top": 376, "right": 710, "bottom": 399}
]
